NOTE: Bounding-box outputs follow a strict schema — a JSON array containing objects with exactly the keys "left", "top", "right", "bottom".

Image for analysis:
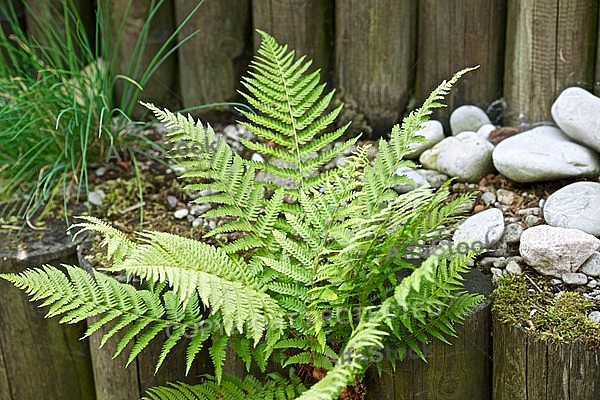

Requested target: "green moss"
[{"left": 491, "top": 274, "right": 600, "bottom": 347}]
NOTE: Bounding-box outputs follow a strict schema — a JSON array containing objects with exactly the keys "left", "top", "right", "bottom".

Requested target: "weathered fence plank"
[
  {"left": 175, "top": 0, "right": 250, "bottom": 114},
  {"left": 106, "top": 0, "right": 179, "bottom": 114},
  {"left": 364, "top": 270, "right": 492, "bottom": 400},
  {"left": 0, "top": 229, "right": 95, "bottom": 400},
  {"left": 415, "top": 0, "right": 506, "bottom": 129},
  {"left": 335, "top": 0, "right": 416, "bottom": 137},
  {"left": 492, "top": 317, "right": 600, "bottom": 400},
  {"left": 252, "top": 0, "right": 333, "bottom": 83},
  {"left": 504, "top": 0, "right": 598, "bottom": 126}
]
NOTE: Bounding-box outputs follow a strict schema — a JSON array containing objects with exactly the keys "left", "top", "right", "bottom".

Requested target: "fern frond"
[
  {"left": 238, "top": 30, "right": 355, "bottom": 191},
  {"left": 0, "top": 265, "right": 210, "bottom": 372},
  {"left": 70, "top": 216, "right": 136, "bottom": 266}
]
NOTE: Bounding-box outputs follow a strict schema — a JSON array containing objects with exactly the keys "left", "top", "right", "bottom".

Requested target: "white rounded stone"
[
  {"left": 581, "top": 252, "right": 600, "bottom": 277},
  {"left": 492, "top": 126, "right": 600, "bottom": 183},
  {"left": 477, "top": 124, "right": 496, "bottom": 142},
  {"left": 543, "top": 182, "right": 600, "bottom": 236},
  {"left": 551, "top": 86, "right": 600, "bottom": 152},
  {"left": 519, "top": 225, "right": 600, "bottom": 277},
  {"left": 405, "top": 120, "right": 445, "bottom": 159},
  {"left": 450, "top": 105, "right": 491, "bottom": 135},
  {"left": 436, "top": 131, "right": 495, "bottom": 182},
  {"left": 453, "top": 208, "right": 505, "bottom": 248}
]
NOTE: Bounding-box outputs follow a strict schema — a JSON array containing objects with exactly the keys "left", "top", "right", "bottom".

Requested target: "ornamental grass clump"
[
  {"left": 1, "top": 31, "right": 482, "bottom": 399},
  {"left": 0, "top": 0, "right": 203, "bottom": 224}
]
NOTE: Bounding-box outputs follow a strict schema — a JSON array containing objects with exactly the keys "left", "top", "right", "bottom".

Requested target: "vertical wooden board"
[
  {"left": 0, "top": 340, "right": 9, "bottom": 400},
  {"left": 87, "top": 316, "right": 140, "bottom": 400},
  {"left": 569, "top": 342, "right": 600, "bottom": 399},
  {"left": 252, "top": 0, "right": 333, "bottom": 83},
  {"left": 545, "top": 341, "right": 571, "bottom": 400},
  {"left": 525, "top": 338, "right": 548, "bottom": 399},
  {"left": 175, "top": 0, "right": 250, "bottom": 113},
  {"left": 137, "top": 331, "right": 213, "bottom": 395},
  {"left": 0, "top": 250, "right": 95, "bottom": 400},
  {"left": 597, "top": 5, "right": 600, "bottom": 96},
  {"left": 492, "top": 321, "right": 528, "bottom": 400},
  {"left": 504, "top": 0, "right": 597, "bottom": 126},
  {"left": 336, "top": 0, "right": 416, "bottom": 136},
  {"left": 415, "top": 0, "right": 506, "bottom": 128},
  {"left": 108, "top": 0, "right": 178, "bottom": 113}
]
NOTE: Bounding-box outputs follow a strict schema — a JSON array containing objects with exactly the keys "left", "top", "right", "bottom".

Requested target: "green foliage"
[
  {"left": 0, "top": 0, "right": 203, "bottom": 223},
  {"left": 1, "top": 31, "right": 483, "bottom": 399}
]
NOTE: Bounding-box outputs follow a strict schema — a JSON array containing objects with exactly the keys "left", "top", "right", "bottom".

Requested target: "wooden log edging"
[
  {"left": 364, "top": 269, "right": 493, "bottom": 400},
  {"left": 0, "top": 223, "right": 95, "bottom": 400},
  {"left": 492, "top": 314, "right": 600, "bottom": 400},
  {"left": 77, "top": 237, "right": 213, "bottom": 400}
]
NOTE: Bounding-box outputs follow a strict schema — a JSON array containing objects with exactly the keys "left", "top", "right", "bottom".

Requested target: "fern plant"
[{"left": 1, "top": 31, "right": 483, "bottom": 400}]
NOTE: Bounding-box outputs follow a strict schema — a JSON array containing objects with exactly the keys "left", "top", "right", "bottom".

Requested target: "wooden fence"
[{"left": 5, "top": 0, "right": 599, "bottom": 136}]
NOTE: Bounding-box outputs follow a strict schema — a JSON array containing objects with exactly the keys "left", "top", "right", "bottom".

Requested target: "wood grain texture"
[
  {"left": 252, "top": 0, "right": 334, "bottom": 83},
  {"left": 107, "top": 0, "right": 178, "bottom": 113},
  {"left": 364, "top": 270, "right": 492, "bottom": 399},
  {"left": 0, "top": 230, "right": 95, "bottom": 400},
  {"left": 504, "top": 0, "right": 598, "bottom": 125},
  {"left": 492, "top": 316, "right": 600, "bottom": 400},
  {"left": 175, "top": 0, "right": 251, "bottom": 113},
  {"left": 335, "top": 0, "right": 416, "bottom": 136},
  {"left": 415, "top": 0, "right": 506, "bottom": 129}
]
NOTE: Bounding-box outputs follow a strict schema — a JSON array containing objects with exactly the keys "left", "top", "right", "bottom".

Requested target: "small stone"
[
  {"left": 251, "top": 153, "right": 265, "bottom": 163},
  {"left": 190, "top": 204, "right": 210, "bottom": 216},
  {"left": 473, "top": 204, "right": 485, "bottom": 213},
  {"left": 502, "top": 223, "right": 524, "bottom": 244},
  {"left": 450, "top": 105, "right": 492, "bottom": 135},
  {"left": 453, "top": 208, "right": 505, "bottom": 248},
  {"left": 561, "top": 272, "right": 588, "bottom": 286},
  {"left": 496, "top": 189, "right": 515, "bottom": 205},
  {"left": 588, "top": 311, "right": 600, "bottom": 324},
  {"left": 478, "top": 257, "right": 501, "bottom": 270},
  {"left": 416, "top": 169, "right": 449, "bottom": 189},
  {"left": 480, "top": 191, "right": 496, "bottom": 206},
  {"left": 174, "top": 208, "right": 189, "bottom": 219},
  {"left": 167, "top": 195, "right": 178, "bottom": 209},
  {"left": 223, "top": 125, "right": 240, "bottom": 141},
  {"left": 587, "top": 279, "right": 598, "bottom": 289},
  {"left": 95, "top": 166, "right": 106, "bottom": 177},
  {"left": 192, "top": 218, "right": 203, "bottom": 228},
  {"left": 505, "top": 261, "right": 522, "bottom": 274},
  {"left": 198, "top": 189, "right": 219, "bottom": 197},
  {"left": 208, "top": 220, "right": 217, "bottom": 230},
  {"left": 518, "top": 207, "right": 541, "bottom": 217},
  {"left": 88, "top": 190, "right": 105, "bottom": 206},
  {"left": 393, "top": 166, "right": 429, "bottom": 193},
  {"left": 524, "top": 215, "right": 541, "bottom": 227},
  {"left": 580, "top": 252, "right": 600, "bottom": 277},
  {"left": 405, "top": 120, "right": 445, "bottom": 159},
  {"left": 490, "top": 267, "right": 503, "bottom": 277},
  {"left": 493, "top": 257, "right": 507, "bottom": 268},
  {"left": 551, "top": 278, "right": 563, "bottom": 285}
]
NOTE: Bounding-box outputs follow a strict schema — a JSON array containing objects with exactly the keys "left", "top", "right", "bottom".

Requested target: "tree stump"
[
  {"left": 504, "top": 0, "right": 598, "bottom": 125},
  {"left": 364, "top": 269, "right": 493, "bottom": 400},
  {"left": 78, "top": 237, "right": 213, "bottom": 400},
  {"left": 0, "top": 224, "right": 95, "bottom": 400},
  {"left": 492, "top": 316, "right": 600, "bottom": 400}
]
